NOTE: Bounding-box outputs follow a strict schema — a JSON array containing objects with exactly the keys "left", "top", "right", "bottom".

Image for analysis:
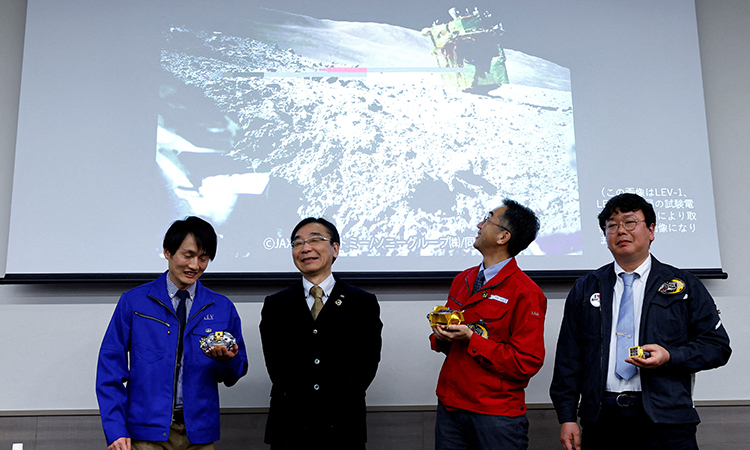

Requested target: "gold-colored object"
[
  {"left": 427, "top": 305, "right": 464, "bottom": 327},
  {"left": 628, "top": 345, "right": 651, "bottom": 359}
]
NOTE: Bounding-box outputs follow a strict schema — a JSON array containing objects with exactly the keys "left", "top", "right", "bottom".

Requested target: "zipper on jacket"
[
  {"left": 148, "top": 294, "right": 183, "bottom": 423},
  {"left": 134, "top": 311, "right": 171, "bottom": 327},
  {"left": 148, "top": 295, "right": 215, "bottom": 424}
]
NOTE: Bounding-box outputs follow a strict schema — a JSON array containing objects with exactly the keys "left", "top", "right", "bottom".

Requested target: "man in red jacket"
[{"left": 430, "top": 199, "right": 547, "bottom": 450}]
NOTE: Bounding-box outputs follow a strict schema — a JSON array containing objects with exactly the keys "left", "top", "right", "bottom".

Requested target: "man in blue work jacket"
[{"left": 96, "top": 216, "right": 248, "bottom": 450}]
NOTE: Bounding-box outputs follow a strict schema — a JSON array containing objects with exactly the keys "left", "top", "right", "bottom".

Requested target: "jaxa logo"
[{"left": 658, "top": 279, "right": 685, "bottom": 295}]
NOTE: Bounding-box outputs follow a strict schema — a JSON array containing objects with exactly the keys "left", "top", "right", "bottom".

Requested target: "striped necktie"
[{"left": 472, "top": 269, "right": 485, "bottom": 295}]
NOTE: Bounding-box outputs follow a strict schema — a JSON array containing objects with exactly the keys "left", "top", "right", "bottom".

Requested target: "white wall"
[
  {"left": 1, "top": 0, "right": 749, "bottom": 412},
  {"left": 690, "top": 0, "right": 750, "bottom": 401}
]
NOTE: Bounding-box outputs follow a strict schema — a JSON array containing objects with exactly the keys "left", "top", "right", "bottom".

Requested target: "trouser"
[
  {"left": 132, "top": 411, "right": 215, "bottom": 450},
  {"left": 581, "top": 392, "right": 698, "bottom": 450},
  {"left": 435, "top": 401, "right": 529, "bottom": 450}
]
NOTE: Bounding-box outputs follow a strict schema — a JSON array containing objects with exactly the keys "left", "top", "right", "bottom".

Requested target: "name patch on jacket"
[
  {"left": 658, "top": 278, "right": 685, "bottom": 295},
  {"left": 489, "top": 294, "right": 509, "bottom": 304}
]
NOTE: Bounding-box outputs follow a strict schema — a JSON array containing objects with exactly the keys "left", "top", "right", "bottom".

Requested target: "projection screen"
[{"left": 5, "top": 0, "right": 722, "bottom": 277}]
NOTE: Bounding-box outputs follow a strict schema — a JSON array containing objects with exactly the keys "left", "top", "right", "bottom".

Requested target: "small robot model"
[{"left": 200, "top": 331, "right": 237, "bottom": 352}]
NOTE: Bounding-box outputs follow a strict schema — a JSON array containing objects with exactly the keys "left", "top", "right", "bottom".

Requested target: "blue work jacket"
[{"left": 96, "top": 271, "right": 248, "bottom": 445}]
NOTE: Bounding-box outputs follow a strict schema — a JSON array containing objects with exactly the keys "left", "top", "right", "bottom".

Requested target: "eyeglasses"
[
  {"left": 605, "top": 219, "right": 642, "bottom": 234},
  {"left": 481, "top": 212, "right": 509, "bottom": 232},
  {"left": 291, "top": 236, "right": 332, "bottom": 249}
]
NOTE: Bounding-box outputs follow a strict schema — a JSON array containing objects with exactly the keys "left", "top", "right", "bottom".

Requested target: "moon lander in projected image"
[{"left": 422, "top": 7, "right": 509, "bottom": 94}]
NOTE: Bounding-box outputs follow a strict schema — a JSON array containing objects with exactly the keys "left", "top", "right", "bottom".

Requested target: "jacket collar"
[
  {"left": 595, "top": 255, "right": 669, "bottom": 337},
  {"left": 291, "top": 274, "right": 349, "bottom": 322},
  {"left": 485, "top": 257, "right": 519, "bottom": 288},
  {"left": 463, "top": 258, "right": 519, "bottom": 306},
  {"left": 640, "top": 256, "right": 669, "bottom": 319},
  {"left": 148, "top": 271, "right": 212, "bottom": 329}
]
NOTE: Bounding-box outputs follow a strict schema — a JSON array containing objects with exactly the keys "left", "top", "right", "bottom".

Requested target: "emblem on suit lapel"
[
  {"left": 205, "top": 328, "right": 212, "bottom": 333},
  {"left": 658, "top": 279, "right": 685, "bottom": 295},
  {"left": 482, "top": 292, "right": 488, "bottom": 299},
  {"left": 589, "top": 293, "right": 601, "bottom": 308},
  {"left": 335, "top": 295, "right": 343, "bottom": 306}
]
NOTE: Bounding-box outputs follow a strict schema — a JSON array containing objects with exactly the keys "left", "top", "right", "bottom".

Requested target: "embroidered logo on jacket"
[
  {"left": 468, "top": 321, "right": 489, "bottom": 339},
  {"left": 658, "top": 278, "right": 685, "bottom": 295}
]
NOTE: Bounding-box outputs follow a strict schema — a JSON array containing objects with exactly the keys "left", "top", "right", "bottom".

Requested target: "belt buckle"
[{"left": 615, "top": 393, "right": 631, "bottom": 407}]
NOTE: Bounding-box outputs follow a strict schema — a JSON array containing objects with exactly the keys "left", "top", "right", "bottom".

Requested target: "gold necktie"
[{"left": 310, "top": 285, "right": 324, "bottom": 320}]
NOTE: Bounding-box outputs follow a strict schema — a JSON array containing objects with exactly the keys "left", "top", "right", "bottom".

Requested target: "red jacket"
[{"left": 430, "top": 258, "right": 546, "bottom": 416}]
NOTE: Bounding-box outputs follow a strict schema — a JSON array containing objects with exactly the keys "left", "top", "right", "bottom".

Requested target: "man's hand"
[
  {"left": 560, "top": 422, "right": 580, "bottom": 450},
  {"left": 627, "top": 343, "right": 670, "bottom": 369},
  {"left": 432, "top": 324, "right": 473, "bottom": 342},
  {"left": 205, "top": 344, "right": 239, "bottom": 361},
  {"left": 108, "top": 437, "right": 131, "bottom": 450}
]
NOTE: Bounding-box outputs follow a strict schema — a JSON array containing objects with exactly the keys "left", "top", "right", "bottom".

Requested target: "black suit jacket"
[{"left": 260, "top": 275, "right": 383, "bottom": 446}]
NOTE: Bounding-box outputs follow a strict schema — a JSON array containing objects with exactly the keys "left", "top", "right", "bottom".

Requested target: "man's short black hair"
[
  {"left": 163, "top": 216, "right": 217, "bottom": 260},
  {"left": 291, "top": 217, "right": 340, "bottom": 263},
  {"left": 290, "top": 217, "right": 341, "bottom": 245},
  {"left": 597, "top": 193, "right": 656, "bottom": 233},
  {"left": 499, "top": 199, "right": 540, "bottom": 257}
]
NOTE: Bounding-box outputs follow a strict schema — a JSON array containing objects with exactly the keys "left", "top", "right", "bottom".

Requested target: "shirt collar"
[
  {"left": 302, "top": 273, "right": 336, "bottom": 298},
  {"left": 480, "top": 257, "right": 512, "bottom": 282},
  {"left": 613, "top": 254, "right": 652, "bottom": 280},
  {"left": 166, "top": 272, "right": 197, "bottom": 299}
]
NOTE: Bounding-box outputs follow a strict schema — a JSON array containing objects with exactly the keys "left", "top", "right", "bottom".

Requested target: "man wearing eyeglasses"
[
  {"left": 259, "top": 217, "right": 383, "bottom": 450},
  {"left": 550, "top": 193, "right": 731, "bottom": 450},
  {"left": 430, "top": 199, "right": 547, "bottom": 450}
]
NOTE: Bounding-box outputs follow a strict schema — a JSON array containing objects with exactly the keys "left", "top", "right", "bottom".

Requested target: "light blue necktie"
[{"left": 616, "top": 273, "right": 639, "bottom": 380}]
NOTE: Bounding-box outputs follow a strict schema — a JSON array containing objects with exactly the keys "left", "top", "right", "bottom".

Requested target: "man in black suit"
[{"left": 260, "top": 217, "right": 383, "bottom": 450}]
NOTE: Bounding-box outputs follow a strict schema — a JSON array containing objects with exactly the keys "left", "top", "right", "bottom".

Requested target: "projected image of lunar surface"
[{"left": 158, "top": 7, "right": 580, "bottom": 260}]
